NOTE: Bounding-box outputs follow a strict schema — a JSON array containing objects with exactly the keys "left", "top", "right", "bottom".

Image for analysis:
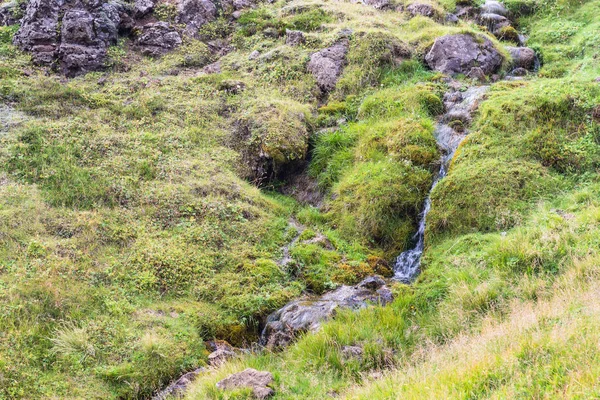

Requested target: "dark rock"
[
  {"left": 480, "top": 0, "right": 508, "bottom": 16},
  {"left": 134, "top": 0, "right": 155, "bottom": 18},
  {"left": 13, "top": 0, "right": 132, "bottom": 75},
  {"left": 406, "top": 3, "right": 437, "bottom": 18},
  {"left": 454, "top": 5, "right": 478, "bottom": 19},
  {"left": 216, "top": 369, "right": 274, "bottom": 399},
  {"left": 425, "top": 34, "right": 503, "bottom": 76},
  {"left": 307, "top": 39, "right": 349, "bottom": 93},
  {"left": 13, "top": 0, "right": 62, "bottom": 65},
  {"left": 135, "top": 22, "right": 182, "bottom": 57},
  {"left": 510, "top": 67, "right": 528, "bottom": 76},
  {"left": 176, "top": 0, "right": 218, "bottom": 37},
  {"left": 152, "top": 368, "right": 205, "bottom": 400},
  {"left": 445, "top": 13, "right": 459, "bottom": 23},
  {"left": 364, "top": 0, "right": 391, "bottom": 10},
  {"left": 0, "top": 1, "right": 25, "bottom": 26},
  {"left": 261, "top": 276, "right": 394, "bottom": 349},
  {"left": 285, "top": 29, "right": 306, "bottom": 46},
  {"left": 506, "top": 46, "right": 536, "bottom": 70}
]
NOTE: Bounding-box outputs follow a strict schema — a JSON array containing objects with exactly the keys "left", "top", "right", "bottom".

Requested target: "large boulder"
[
  {"left": 425, "top": 34, "right": 503, "bottom": 76},
  {"left": 176, "top": 0, "right": 218, "bottom": 37},
  {"left": 506, "top": 46, "right": 536, "bottom": 70},
  {"left": 135, "top": 22, "right": 183, "bottom": 57},
  {"left": 216, "top": 369, "right": 274, "bottom": 399},
  {"left": 307, "top": 39, "right": 349, "bottom": 93},
  {"left": 260, "top": 276, "right": 393, "bottom": 349}
]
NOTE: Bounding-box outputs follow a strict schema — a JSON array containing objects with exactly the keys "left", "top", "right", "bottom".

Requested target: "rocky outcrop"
[
  {"left": 176, "top": 0, "right": 218, "bottom": 37},
  {"left": 13, "top": 0, "right": 133, "bottom": 75},
  {"left": 216, "top": 369, "right": 274, "bottom": 399},
  {"left": 134, "top": 22, "right": 183, "bottom": 57},
  {"left": 134, "top": 0, "right": 154, "bottom": 18},
  {"left": 425, "top": 34, "right": 503, "bottom": 76},
  {"left": 261, "top": 276, "right": 393, "bottom": 349},
  {"left": 307, "top": 39, "right": 349, "bottom": 93}
]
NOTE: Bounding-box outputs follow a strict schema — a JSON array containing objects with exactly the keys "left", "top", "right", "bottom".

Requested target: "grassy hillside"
[{"left": 0, "top": 0, "right": 598, "bottom": 397}]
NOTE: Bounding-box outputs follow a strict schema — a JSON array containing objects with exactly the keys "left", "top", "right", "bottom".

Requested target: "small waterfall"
[{"left": 394, "top": 86, "right": 489, "bottom": 283}]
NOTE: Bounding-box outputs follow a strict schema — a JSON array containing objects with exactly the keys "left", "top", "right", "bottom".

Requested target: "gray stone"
[
  {"left": 216, "top": 369, "right": 274, "bottom": 399},
  {"left": 478, "top": 12, "right": 510, "bottom": 34},
  {"left": 510, "top": 67, "right": 528, "bottom": 76},
  {"left": 425, "top": 34, "right": 503, "bottom": 76},
  {"left": 285, "top": 29, "right": 305, "bottom": 46},
  {"left": 261, "top": 276, "right": 393, "bottom": 349},
  {"left": 506, "top": 46, "right": 536, "bottom": 70},
  {"left": 134, "top": 0, "right": 155, "bottom": 18},
  {"left": 407, "top": 2, "right": 437, "bottom": 18},
  {"left": 0, "top": 1, "right": 25, "bottom": 26},
  {"left": 342, "top": 345, "right": 364, "bottom": 360},
  {"left": 307, "top": 39, "right": 349, "bottom": 93},
  {"left": 363, "top": 0, "right": 391, "bottom": 10},
  {"left": 445, "top": 13, "right": 459, "bottom": 23},
  {"left": 152, "top": 368, "right": 205, "bottom": 400},
  {"left": 177, "top": 0, "right": 218, "bottom": 37},
  {"left": 208, "top": 348, "right": 236, "bottom": 366},
  {"left": 135, "top": 22, "right": 182, "bottom": 57},
  {"left": 13, "top": 0, "right": 62, "bottom": 65},
  {"left": 466, "top": 66, "right": 486, "bottom": 81}
]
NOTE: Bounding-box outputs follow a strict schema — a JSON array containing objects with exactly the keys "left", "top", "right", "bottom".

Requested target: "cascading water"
[{"left": 394, "top": 86, "right": 489, "bottom": 283}]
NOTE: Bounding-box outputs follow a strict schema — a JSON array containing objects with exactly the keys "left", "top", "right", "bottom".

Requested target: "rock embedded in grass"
[
  {"left": 216, "top": 368, "right": 275, "bottom": 399},
  {"left": 506, "top": 46, "right": 536, "bottom": 70},
  {"left": 261, "top": 276, "right": 393, "bottom": 349},
  {"left": 406, "top": 3, "right": 437, "bottom": 18},
  {"left": 135, "top": 22, "right": 183, "bottom": 57},
  {"left": 307, "top": 39, "right": 349, "bottom": 93},
  {"left": 425, "top": 34, "right": 503, "bottom": 76}
]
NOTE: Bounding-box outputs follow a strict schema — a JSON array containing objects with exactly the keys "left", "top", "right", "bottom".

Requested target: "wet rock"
[
  {"left": 406, "top": 3, "right": 437, "bottom": 18},
  {"left": 152, "top": 368, "right": 205, "bottom": 400},
  {"left": 506, "top": 46, "right": 536, "bottom": 70},
  {"left": 177, "top": 0, "right": 218, "bottom": 37},
  {"left": 134, "top": 0, "right": 155, "bottom": 18},
  {"left": 261, "top": 276, "right": 393, "bottom": 349},
  {"left": 425, "top": 34, "right": 503, "bottom": 76},
  {"left": 285, "top": 29, "right": 306, "bottom": 46},
  {"left": 478, "top": 12, "right": 510, "bottom": 34},
  {"left": 480, "top": 0, "right": 508, "bottom": 16},
  {"left": 135, "top": 22, "right": 182, "bottom": 57},
  {"left": 216, "top": 369, "right": 274, "bottom": 399},
  {"left": 510, "top": 67, "right": 528, "bottom": 76},
  {"left": 307, "top": 39, "right": 349, "bottom": 93}
]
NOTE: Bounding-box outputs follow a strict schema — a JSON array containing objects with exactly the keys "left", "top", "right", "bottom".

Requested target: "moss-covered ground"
[{"left": 0, "top": 0, "right": 598, "bottom": 397}]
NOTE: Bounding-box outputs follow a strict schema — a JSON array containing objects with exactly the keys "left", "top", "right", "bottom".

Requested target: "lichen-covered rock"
[
  {"left": 135, "top": 22, "right": 183, "bottom": 57},
  {"left": 307, "top": 39, "right": 349, "bottom": 93},
  {"left": 216, "top": 369, "right": 274, "bottom": 399},
  {"left": 260, "top": 276, "right": 393, "bottom": 349},
  {"left": 176, "top": 0, "right": 218, "bottom": 37},
  {"left": 285, "top": 29, "right": 305, "bottom": 46},
  {"left": 425, "top": 34, "right": 503, "bottom": 76},
  {"left": 507, "top": 46, "right": 536, "bottom": 70},
  {"left": 406, "top": 2, "right": 437, "bottom": 18}
]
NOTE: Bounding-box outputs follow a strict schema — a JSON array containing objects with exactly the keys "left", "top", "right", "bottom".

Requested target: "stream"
[{"left": 394, "top": 85, "right": 489, "bottom": 283}]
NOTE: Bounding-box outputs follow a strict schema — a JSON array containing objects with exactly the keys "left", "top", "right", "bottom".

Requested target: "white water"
[{"left": 394, "top": 86, "right": 489, "bottom": 283}]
